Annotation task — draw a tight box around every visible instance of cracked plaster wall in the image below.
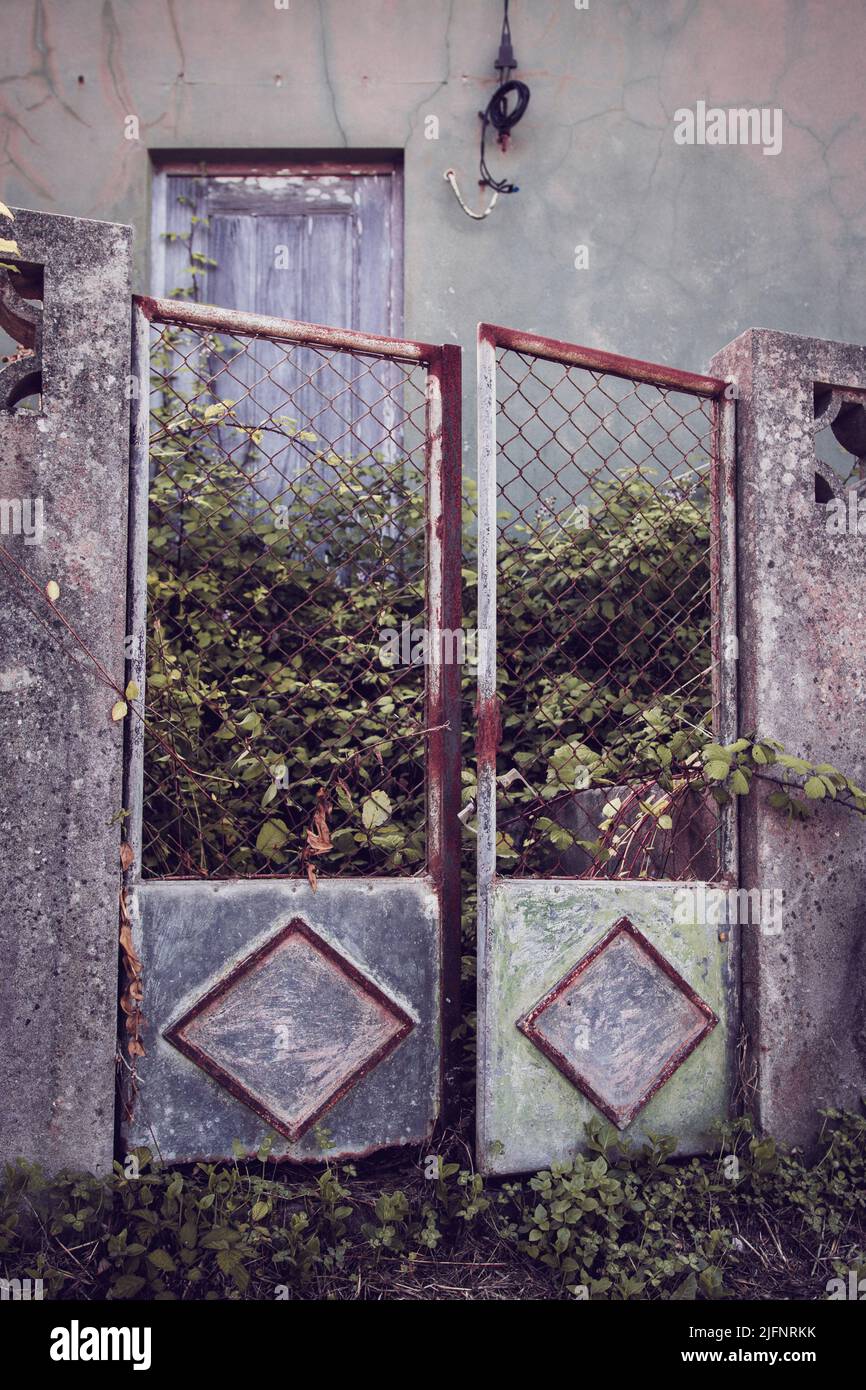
[1,0,864,390]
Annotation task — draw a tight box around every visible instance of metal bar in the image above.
[122,301,151,886]
[148,171,168,302]
[479,321,727,398]
[711,390,740,1117]
[425,345,463,1095]
[135,295,438,364]
[475,325,498,1143]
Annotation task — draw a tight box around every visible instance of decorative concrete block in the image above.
[710,328,866,1151]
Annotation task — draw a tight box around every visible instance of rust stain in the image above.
[476,693,502,771]
[478,322,727,397]
[118,875,146,1065]
[136,294,440,364]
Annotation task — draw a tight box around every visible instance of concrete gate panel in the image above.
[479,879,734,1175]
[125,878,439,1162]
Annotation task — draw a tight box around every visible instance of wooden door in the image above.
[151,164,402,332]
[151,164,404,491]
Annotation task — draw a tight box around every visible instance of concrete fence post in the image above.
[710,328,866,1150]
[0,209,132,1175]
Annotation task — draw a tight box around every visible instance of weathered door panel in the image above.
[151,166,402,336]
[126,878,439,1163]
[479,879,735,1176]
[475,323,737,1175]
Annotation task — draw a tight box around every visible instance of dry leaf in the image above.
[305,789,333,855]
[119,921,141,971]
[0,237,20,257]
[119,890,146,1059]
[111,699,128,722]
[0,202,13,220]
[45,579,60,602]
[300,790,333,892]
[125,679,140,701]
[120,841,134,871]
[305,825,331,854]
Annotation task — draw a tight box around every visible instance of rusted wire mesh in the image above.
[143,320,431,879]
[486,346,722,880]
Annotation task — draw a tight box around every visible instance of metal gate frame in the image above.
[475,321,738,1170]
[121,296,462,1161]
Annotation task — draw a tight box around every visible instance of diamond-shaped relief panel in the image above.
[517,917,717,1129]
[165,917,414,1142]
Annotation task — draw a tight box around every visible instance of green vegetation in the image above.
[145,382,866,885]
[145,330,719,879]
[2,1111,864,1301]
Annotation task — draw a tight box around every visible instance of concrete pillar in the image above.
[710,329,866,1150]
[0,209,132,1175]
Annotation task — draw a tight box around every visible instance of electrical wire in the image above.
[444,0,530,219]
[479,80,531,194]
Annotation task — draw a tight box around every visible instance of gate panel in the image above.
[476,323,737,1175]
[122,299,460,1163]
[130,879,438,1161]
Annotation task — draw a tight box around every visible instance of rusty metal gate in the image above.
[119,296,738,1173]
[121,297,461,1163]
[475,323,737,1175]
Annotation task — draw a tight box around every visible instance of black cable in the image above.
[479,0,530,194]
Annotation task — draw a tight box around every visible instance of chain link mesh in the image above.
[486,345,722,881]
[143,320,432,879]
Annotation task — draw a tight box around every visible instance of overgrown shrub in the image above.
[144,347,713,878]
